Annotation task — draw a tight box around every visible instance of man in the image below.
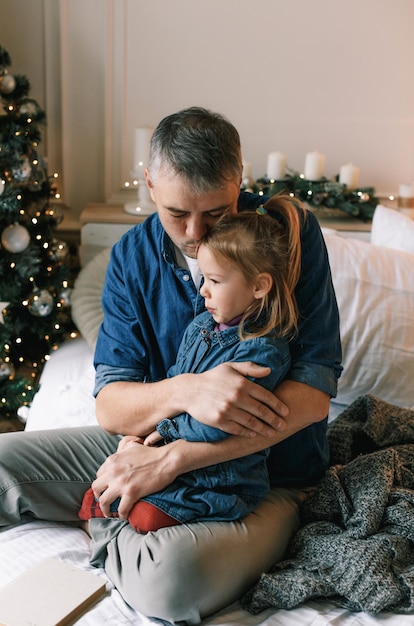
[0,107,341,625]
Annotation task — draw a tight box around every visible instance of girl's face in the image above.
[198,244,259,324]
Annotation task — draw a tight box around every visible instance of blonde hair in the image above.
[200,194,305,340]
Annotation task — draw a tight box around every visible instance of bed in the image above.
[1,205,414,626]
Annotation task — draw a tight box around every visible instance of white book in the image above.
[0,557,106,626]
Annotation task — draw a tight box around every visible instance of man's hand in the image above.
[96,361,289,439]
[92,380,330,519]
[183,361,289,437]
[92,442,179,519]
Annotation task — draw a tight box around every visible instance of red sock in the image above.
[78,487,105,520]
[79,488,179,533]
[128,500,180,533]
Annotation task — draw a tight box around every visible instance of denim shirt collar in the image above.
[192,311,241,348]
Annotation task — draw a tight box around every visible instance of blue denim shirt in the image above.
[141,310,290,522]
[94,192,342,486]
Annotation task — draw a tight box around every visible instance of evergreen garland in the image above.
[244,170,379,221]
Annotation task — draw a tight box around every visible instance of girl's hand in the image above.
[117,435,145,452]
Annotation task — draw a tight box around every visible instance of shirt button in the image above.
[183,274,190,281]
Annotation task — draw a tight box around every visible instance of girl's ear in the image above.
[253,272,273,299]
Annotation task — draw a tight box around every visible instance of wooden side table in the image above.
[316,215,371,241]
[79,203,152,265]
[79,202,373,265]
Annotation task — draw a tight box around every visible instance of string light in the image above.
[246,170,379,220]
[0,45,76,420]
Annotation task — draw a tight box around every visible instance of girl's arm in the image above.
[94,378,329,519]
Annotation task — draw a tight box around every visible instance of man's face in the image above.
[146,170,240,258]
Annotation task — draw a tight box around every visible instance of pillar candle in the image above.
[0,179,5,196]
[398,183,414,208]
[267,151,287,180]
[242,161,252,179]
[133,127,153,174]
[304,151,325,180]
[339,163,360,190]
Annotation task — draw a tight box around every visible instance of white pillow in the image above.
[371,204,414,254]
[70,248,111,348]
[25,338,97,430]
[26,248,112,430]
[324,233,414,413]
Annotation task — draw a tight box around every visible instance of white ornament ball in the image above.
[27,288,54,317]
[18,98,41,117]
[58,287,72,307]
[1,223,31,253]
[0,359,15,381]
[11,155,32,183]
[50,239,68,261]
[0,73,16,94]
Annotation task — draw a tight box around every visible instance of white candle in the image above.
[304,151,325,180]
[398,182,414,208]
[242,161,252,179]
[399,183,414,198]
[133,127,153,175]
[339,163,360,190]
[267,151,287,180]
[0,179,5,196]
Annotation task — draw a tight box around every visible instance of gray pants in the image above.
[0,426,306,625]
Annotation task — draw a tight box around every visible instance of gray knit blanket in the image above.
[241,395,414,615]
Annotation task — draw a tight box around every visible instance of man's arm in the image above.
[94,377,329,518]
[96,361,291,438]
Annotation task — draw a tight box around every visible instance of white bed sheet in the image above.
[2,339,414,626]
[1,521,411,626]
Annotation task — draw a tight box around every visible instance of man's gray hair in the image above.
[148,107,243,194]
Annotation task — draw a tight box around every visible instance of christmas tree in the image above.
[0,44,76,429]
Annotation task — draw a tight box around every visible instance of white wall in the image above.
[0,0,58,170]
[1,0,413,215]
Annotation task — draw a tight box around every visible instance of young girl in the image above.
[79,194,304,532]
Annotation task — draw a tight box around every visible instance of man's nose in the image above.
[186,218,207,240]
